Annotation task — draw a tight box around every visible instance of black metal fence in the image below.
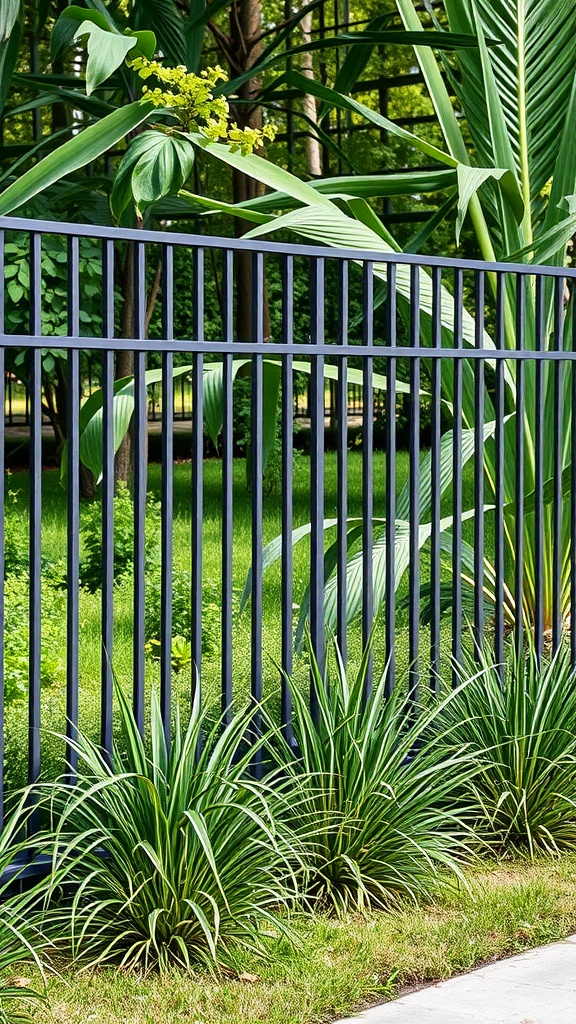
[1,214,576,824]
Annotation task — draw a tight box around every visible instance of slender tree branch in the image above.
[145,255,163,335]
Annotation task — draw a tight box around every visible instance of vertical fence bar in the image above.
[552,275,564,652]
[66,236,80,778]
[0,233,5,822]
[452,267,463,683]
[408,264,420,706]
[430,266,441,692]
[571,284,576,667]
[281,254,294,742]
[251,252,265,772]
[336,260,349,662]
[494,273,505,673]
[133,242,147,732]
[160,245,174,744]
[222,250,234,722]
[473,270,485,649]
[28,232,42,804]
[191,248,204,704]
[385,263,397,696]
[534,276,545,664]
[101,241,115,755]
[514,274,525,657]
[309,257,326,721]
[362,262,374,697]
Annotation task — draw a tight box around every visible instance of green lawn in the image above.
[3,449,490,789]
[29,854,576,1024]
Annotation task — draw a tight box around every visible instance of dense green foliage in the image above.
[269,640,474,912]
[0,799,48,1024]
[44,683,302,972]
[438,641,576,854]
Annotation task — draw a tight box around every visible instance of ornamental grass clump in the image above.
[269,642,476,914]
[44,685,302,973]
[437,642,576,854]
[0,800,49,1024]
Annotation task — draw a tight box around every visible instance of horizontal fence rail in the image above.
[1,215,576,840]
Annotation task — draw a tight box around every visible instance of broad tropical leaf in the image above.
[0,100,154,216]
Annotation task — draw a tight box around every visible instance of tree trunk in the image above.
[299,10,323,177]
[228,0,270,341]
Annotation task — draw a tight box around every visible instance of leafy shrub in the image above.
[0,800,49,1024]
[144,568,221,659]
[44,685,301,971]
[436,642,576,854]
[3,576,66,706]
[269,642,475,913]
[80,483,161,591]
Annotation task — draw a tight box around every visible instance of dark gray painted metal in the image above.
[4,217,576,855]
[309,257,326,721]
[160,244,174,744]
[430,266,441,692]
[5,333,576,361]
[514,275,525,656]
[552,276,563,652]
[361,262,374,698]
[572,298,576,667]
[191,248,204,705]
[251,252,264,774]
[66,236,80,778]
[101,240,115,756]
[4,216,576,280]
[534,276,544,665]
[281,254,294,743]
[473,271,485,648]
[385,263,397,697]
[28,232,42,801]
[408,263,420,706]
[222,250,234,723]
[494,274,505,674]
[336,261,349,662]
[0,232,5,823]
[133,243,147,734]
[451,267,463,683]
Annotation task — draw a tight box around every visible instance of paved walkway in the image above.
[337,935,576,1024]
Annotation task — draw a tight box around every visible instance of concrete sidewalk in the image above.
[337,935,576,1024]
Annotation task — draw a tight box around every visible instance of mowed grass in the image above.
[3,447,491,787]
[18,854,576,1024]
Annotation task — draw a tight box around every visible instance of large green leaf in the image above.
[267,70,458,167]
[78,366,191,483]
[190,133,335,209]
[131,0,187,67]
[0,0,21,41]
[0,100,154,215]
[129,131,195,214]
[51,5,112,60]
[202,358,402,477]
[456,164,523,243]
[0,0,22,116]
[202,358,279,475]
[177,189,272,225]
[443,0,576,208]
[75,20,140,95]
[238,169,458,215]
[219,28,496,98]
[244,203,490,350]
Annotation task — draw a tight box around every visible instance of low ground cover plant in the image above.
[437,641,576,853]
